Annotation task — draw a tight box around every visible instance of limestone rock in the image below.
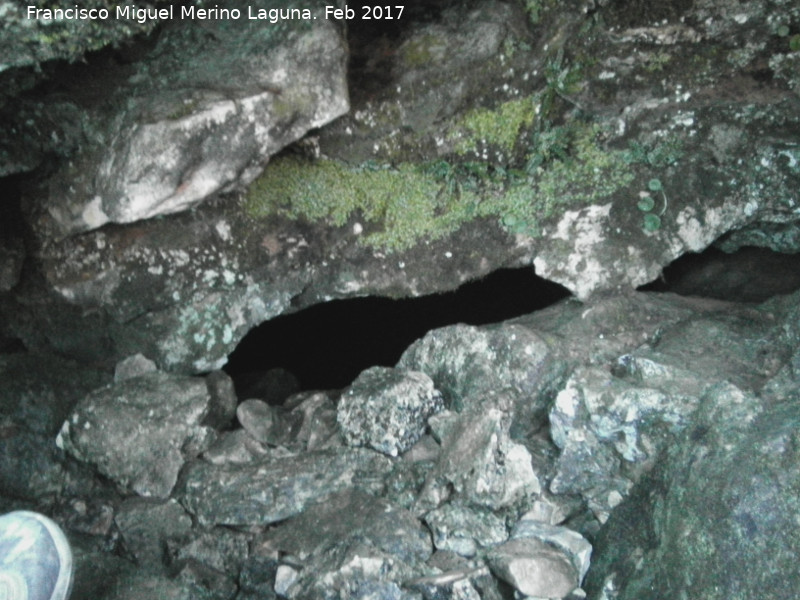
[419,408,540,511]
[281,542,424,600]
[397,323,560,444]
[201,429,272,466]
[265,489,432,564]
[0,0,154,74]
[407,567,493,600]
[113,354,157,382]
[173,559,237,600]
[237,556,280,600]
[487,537,579,599]
[424,503,507,557]
[274,565,299,598]
[236,399,282,445]
[5,0,800,381]
[586,383,798,600]
[174,528,250,580]
[510,520,592,583]
[56,371,213,498]
[285,391,341,452]
[99,570,224,600]
[177,448,393,526]
[397,323,554,412]
[114,498,193,570]
[546,292,793,520]
[337,367,444,457]
[26,11,349,238]
[202,370,238,430]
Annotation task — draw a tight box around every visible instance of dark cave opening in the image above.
[638,245,800,303]
[224,267,571,394]
[0,174,28,354]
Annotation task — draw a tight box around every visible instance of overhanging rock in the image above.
[26,8,349,238]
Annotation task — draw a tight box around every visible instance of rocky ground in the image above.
[3,286,800,599]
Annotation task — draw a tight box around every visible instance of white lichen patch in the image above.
[215,220,232,242]
[538,204,613,299]
[81,196,110,229]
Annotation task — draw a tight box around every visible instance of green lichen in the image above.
[245,122,635,251]
[452,96,537,156]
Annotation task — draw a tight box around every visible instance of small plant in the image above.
[623,137,683,168]
[791,34,800,52]
[525,125,571,173]
[637,178,668,232]
[524,0,546,25]
[540,48,586,116]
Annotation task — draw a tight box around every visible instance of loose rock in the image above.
[337,367,444,457]
[177,448,393,526]
[487,537,579,599]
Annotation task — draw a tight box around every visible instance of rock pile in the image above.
[26,289,798,599]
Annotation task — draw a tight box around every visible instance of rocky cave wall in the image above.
[1,0,800,599]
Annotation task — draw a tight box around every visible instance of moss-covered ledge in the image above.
[245,121,638,252]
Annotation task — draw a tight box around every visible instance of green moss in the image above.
[245,123,635,250]
[452,97,537,156]
[489,123,637,236]
[644,51,672,72]
[524,0,554,25]
[245,157,480,251]
[167,99,200,120]
[400,34,444,68]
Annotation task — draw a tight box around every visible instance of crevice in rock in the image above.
[639,245,800,303]
[224,267,570,394]
[345,0,459,105]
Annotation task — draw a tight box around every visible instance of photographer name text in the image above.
[26,4,405,24]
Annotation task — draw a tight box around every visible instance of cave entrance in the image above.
[639,245,800,302]
[224,267,570,395]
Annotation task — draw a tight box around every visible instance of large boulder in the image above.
[23,4,349,238]
[56,371,216,498]
[586,383,800,600]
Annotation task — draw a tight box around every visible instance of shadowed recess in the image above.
[639,245,800,303]
[224,267,570,392]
